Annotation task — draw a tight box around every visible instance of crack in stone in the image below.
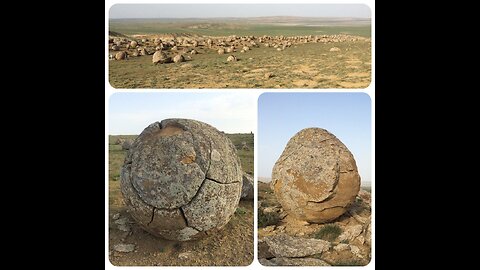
[179,207,190,227]
[180,206,202,232]
[305,204,345,213]
[205,140,212,177]
[205,177,240,185]
[125,127,238,234]
[147,207,156,226]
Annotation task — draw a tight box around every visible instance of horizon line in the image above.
[109,16,371,20]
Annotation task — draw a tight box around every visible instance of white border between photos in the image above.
[105,1,375,269]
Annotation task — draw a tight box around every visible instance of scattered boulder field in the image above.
[108,33,369,64]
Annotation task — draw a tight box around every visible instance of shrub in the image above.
[314,224,342,241]
[235,207,247,215]
[258,210,280,228]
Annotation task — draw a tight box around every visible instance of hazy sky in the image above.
[109,92,256,134]
[109,4,371,19]
[258,92,371,183]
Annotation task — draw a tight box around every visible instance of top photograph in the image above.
[108,4,371,89]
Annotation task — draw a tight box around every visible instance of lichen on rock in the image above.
[121,119,243,241]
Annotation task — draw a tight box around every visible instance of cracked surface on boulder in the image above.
[121,119,243,241]
[271,128,360,223]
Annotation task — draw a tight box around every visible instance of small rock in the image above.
[330,47,341,52]
[173,54,185,63]
[263,207,279,214]
[264,72,273,79]
[115,51,127,60]
[350,245,363,258]
[112,213,120,220]
[241,173,254,200]
[334,243,350,251]
[117,224,131,232]
[113,244,135,253]
[258,239,274,259]
[276,225,286,232]
[114,218,128,225]
[227,55,237,62]
[259,258,276,266]
[338,224,363,242]
[357,235,365,245]
[264,233,330,257]
[178,252,192,259]
[263,225,276,232]
[269,257,330,266]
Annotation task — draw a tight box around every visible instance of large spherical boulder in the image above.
[271,128,360,223]
[121,119,243,241]
[115,51,127,60]
[173,54,185,63]
[152,51,172,64]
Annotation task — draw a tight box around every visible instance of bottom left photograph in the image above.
[107,92,255,266]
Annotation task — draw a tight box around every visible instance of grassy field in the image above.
[108,133,254,266]
[110,19,371,37]
[109,41,371,89]
[109,17,371,89]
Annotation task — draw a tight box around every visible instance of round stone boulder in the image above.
[121,119,243,241]
[173,54,185,63]
[271,128,360,223]
[152,51,172,64]
[115,51,127,60]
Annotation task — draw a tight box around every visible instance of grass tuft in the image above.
[314,224,342,241]
[258,211,280,228]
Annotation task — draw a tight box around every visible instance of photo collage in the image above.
[106,2,374,269]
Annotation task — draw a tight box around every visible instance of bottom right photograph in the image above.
[257,92,372,267]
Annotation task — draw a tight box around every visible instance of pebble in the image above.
[113,244,135,253]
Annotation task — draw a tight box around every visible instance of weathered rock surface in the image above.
[114,244,135,253]
[264,233,330,257]
[227,55,237,62]
[152,51,172,64]
[173,54,185,63]
[264,257,330,266]
[122,139,133,150]
[115,51,127,60]
[240,173,254,200]
[271,128,360,223]
[121,119,243,241]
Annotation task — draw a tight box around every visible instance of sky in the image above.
[109,4,371,19]
[258,92,371,183]
[109,92,256,134]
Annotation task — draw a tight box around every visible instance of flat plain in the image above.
[108,17,371,89]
